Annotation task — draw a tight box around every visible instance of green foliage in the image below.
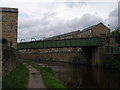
[25,60,67,88]
[2,61,29,88]
[111,28,120,44]
[111,28,120,36]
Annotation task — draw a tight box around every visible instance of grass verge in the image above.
[2,61,29,88]
[24,60,67,88]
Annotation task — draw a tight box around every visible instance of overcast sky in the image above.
[0,0,119,42]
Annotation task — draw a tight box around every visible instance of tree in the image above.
[111,28,120,44]
[111,28,120,36]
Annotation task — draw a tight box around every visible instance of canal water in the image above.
[39,62,120,88]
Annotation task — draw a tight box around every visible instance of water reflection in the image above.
[39,62,120,88]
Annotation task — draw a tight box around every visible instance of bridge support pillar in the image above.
[82,47,102,66]
[91,47,101,66]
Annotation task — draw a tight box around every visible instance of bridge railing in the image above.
[17,37,101,50]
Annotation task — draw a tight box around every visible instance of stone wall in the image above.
[18,47,107,65]
[79,23,110,38]
[2,46,18,77]
[19,52,87,64]
[100,53,120,70]
[91,46,120,67]
[19,46,120,67]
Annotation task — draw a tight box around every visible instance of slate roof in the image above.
[46,30,80,40]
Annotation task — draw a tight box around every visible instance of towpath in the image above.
[23,63,46,88]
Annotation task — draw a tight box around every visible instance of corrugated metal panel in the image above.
[82,39,86,46]
[47,41,50,48]
[27,43,30,48]
[17,37,101,49]
[46,41,50,48]
[62,40,66,47]
[43,41,47,48]
[91,38,94,46]
[96,38,101,46]
[80,39,83,46]
[52,40,56,48]
[71,39,76,47]
[65,39,70,47]
[56,40,61,47]
[40,41,44,48]
[94,38,99,45]
[34,42,38,49]
[34,42,37,48]
[87,38,90,46]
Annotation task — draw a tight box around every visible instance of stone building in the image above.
[0,7,18,49]
[79,23,110,38]
[43,23,110,55]
[46,23,110,40]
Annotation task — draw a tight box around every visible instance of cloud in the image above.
[18,12,57,41]
[18,13,103,42]
[64,2,86,8]
[1,0,117,42]
[68,13,103,30]
[106,7,118,30]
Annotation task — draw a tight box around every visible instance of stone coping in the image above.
[0,7,18,13]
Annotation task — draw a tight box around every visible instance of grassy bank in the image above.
[24,60,67,88]
[2,61,29,88]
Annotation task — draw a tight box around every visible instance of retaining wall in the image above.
[2,46,18,77]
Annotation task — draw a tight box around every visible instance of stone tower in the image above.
[0,7,18,49]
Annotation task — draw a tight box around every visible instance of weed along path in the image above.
[23,63,46,88]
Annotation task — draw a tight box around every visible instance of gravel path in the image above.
[23,63,46,89]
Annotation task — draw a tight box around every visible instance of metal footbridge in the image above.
[17,37,101,50]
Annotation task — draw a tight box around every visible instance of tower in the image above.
[0,7,18,49]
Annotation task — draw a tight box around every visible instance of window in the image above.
[10,42,13,46]
[8,24,14,31]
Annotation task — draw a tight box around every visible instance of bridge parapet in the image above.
[18,37,101,50]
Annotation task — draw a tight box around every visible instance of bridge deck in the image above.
[17,37,101,50]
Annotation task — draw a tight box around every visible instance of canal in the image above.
[39,62,120,88]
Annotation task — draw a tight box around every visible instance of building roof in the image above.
[0,7,18,13]
[46,30,80,40]
[41,23,110,41]
[81,23,110,32]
